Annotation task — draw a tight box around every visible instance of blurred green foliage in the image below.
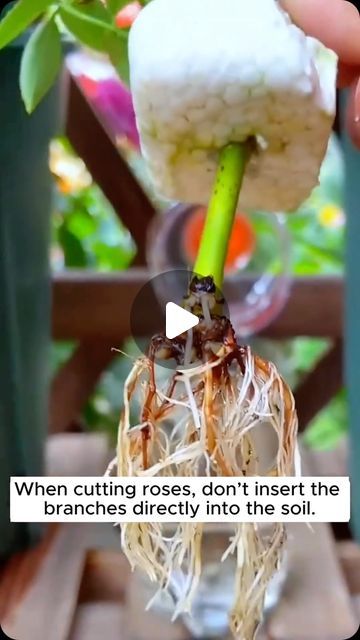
[51,135,347,449]
[51,138,135,270]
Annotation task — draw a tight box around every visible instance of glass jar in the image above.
[146,205,291,339]
[125,525,288,640]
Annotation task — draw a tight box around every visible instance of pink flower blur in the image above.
[79,74,140,150]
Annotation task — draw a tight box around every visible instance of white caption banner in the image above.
[10,477,350,523]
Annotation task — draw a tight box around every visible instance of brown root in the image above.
[113,281,298,639]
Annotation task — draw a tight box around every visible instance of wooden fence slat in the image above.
[1,437,356,639]
[0,435,120,640]
[0,526,59,624]
[269,455,358,640]
[304,438,348,478]
[338,541,360,595]
[295,340,343,432]
[52,271,343,341]
[65,75,156,264]
[269,522,358,640]
[69,603,125,640]
[45,434,110,477]
[78,550,129,604]
[49,340,118,434]
[303,438,351,541]
[1,524,117,640]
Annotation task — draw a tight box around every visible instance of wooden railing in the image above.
[50,270,344,433]
[50,72,344,440]
[65,76,155,263]
[52,271,343,341]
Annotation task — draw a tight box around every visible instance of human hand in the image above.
[281,0,360,148]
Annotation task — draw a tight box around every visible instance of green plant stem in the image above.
[194,142,249,290]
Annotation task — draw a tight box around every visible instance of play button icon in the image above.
[130,269,229,370]
[165,302,199,340]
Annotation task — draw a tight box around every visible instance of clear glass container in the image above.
[125,525,288,640]
[146,204,292,338]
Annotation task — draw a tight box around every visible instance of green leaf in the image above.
[59,3,118,50]
[71,0,113,23]
[108,35,129,83]
[0,0,53,49]
[104,0,129,16]
[67,209,98,239]
[59,3,129,81]
[92,241,133,270]
[20,17,62,113]
[58,225,88,267]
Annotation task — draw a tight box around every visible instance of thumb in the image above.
[280,0,360,65]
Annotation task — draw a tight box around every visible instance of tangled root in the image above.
[111,277,298,639]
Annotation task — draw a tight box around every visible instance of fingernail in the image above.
[346,80,360,149]
[354,76,360,123]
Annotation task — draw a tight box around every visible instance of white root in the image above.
[112,340,298,640]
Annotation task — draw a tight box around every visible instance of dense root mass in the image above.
[112,279,298,639]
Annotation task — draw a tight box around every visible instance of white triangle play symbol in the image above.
[166,302,199,340]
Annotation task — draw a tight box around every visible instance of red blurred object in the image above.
[67,51,140,149]
[115,1,142,29]
[77,75,98,99]
[183,206,256,272]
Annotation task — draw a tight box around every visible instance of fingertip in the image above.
[281,0,360,65]
[346,77,360,149]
